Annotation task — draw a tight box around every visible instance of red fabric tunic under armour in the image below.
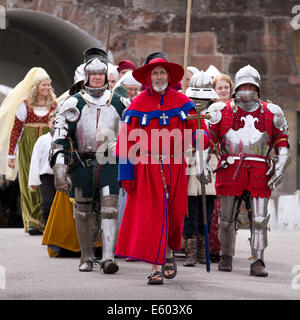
[209,99,289,198]
[115,88,210,265]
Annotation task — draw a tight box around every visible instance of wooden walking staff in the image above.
[187,105,211,273]
[106,20,115,106]
[182,0,211,272]
[182,0,192,94]
[106,20,112,52]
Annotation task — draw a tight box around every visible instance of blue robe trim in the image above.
[118,157,134,182]
[122,101,195,126]
[192,130,210,149]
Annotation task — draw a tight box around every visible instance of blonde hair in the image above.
[213,73,234,98]
[27,79,56,109]
[0,67,57,180]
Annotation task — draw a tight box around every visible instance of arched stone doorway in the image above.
[0,9,105,96]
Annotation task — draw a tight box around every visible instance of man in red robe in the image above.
[115,57,210,284]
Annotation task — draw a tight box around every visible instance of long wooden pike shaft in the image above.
[190,102,211,273]
[182,0,192,94]
[106,20,111,52]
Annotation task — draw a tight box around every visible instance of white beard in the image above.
[152,80,168,93]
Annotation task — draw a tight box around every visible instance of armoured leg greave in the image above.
[101,218,118,261]
[219,196,239,256]
[249,197,269,262]
[100,195,119,262]
[74,188,98,267]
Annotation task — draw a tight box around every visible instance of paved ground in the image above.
[0,228,300,302]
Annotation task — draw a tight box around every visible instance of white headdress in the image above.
[206,65,221,79]
[187,66,200,75]
[0,67,54,180]
[115,70,141,88]
[108,63,119,82]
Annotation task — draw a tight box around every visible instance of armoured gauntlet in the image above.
[53,164,72,193]
[267,147,291,190]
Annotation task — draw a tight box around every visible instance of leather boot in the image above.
[250,259,268,277]
[183,236,197,267]
[196,234,206,264]
[218,255,232,272]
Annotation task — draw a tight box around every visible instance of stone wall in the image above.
[1,0,300,197]
[2,0,298,102]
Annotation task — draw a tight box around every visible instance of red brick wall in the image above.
[1,0,299,193]
[1,0,298,106]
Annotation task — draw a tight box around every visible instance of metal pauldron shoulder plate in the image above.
[58,96,80,123]
[267,103,288,131]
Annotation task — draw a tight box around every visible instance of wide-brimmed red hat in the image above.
[132,57,184,86]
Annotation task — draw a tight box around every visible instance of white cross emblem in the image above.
[160,113,169,125]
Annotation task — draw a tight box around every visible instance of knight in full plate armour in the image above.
[50,48,128,273]
[205,65,291,276]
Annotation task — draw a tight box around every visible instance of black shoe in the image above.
[28,226,43,235]
[148,271,164,285]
